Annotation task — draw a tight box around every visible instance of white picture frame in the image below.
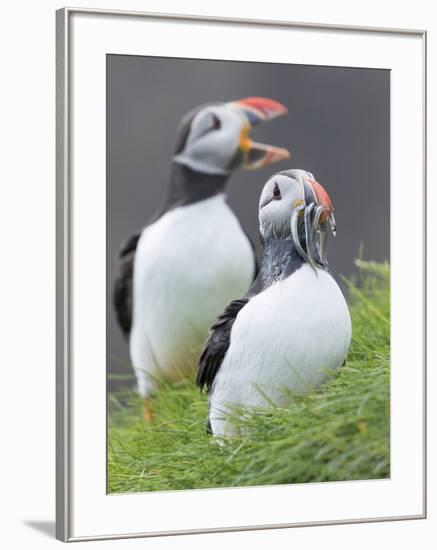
[56,7,426,542]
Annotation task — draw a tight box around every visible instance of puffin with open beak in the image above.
[197,169,351,438]
[113,97,290,421]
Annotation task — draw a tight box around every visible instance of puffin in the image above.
[197,169,352,438]
[113,97,290,421]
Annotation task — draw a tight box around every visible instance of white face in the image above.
[173,104,247,175]
[259,170,315,238]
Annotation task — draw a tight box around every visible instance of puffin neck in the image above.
[163,162,230,211]
[259,236,305,287]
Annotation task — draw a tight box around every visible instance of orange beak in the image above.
[229,97,291,170]
[306,178,334,224]
[231,97,288,124]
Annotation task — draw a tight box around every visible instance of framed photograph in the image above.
[56,7,426,542]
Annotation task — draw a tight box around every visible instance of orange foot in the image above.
[143,398,155,424]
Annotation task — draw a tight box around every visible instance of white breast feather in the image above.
[130,195,255,397]
[209,264,351,437]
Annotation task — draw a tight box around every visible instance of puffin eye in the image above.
[196,114,221,139]
[272,182,281,199]
[211,114,221,130]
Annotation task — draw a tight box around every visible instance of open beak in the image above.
[228,97,291,170]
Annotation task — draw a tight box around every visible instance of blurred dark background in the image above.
[107,54,390,387]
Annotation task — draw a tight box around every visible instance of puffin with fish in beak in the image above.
[113,97,290,421]
[197,169,351,438]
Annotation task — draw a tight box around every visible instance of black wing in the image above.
[113,232,141,337]
[196,267,264,394]
[196,298,249,392]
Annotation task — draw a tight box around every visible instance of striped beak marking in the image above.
[229,97,291,170]
[291,178,336,272]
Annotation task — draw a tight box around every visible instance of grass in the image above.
[108,259,390,493]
